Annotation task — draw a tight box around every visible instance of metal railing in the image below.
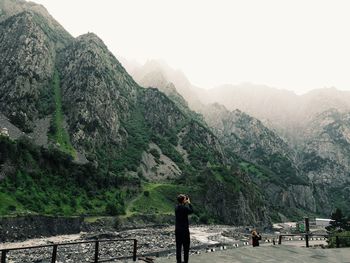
[0,238,137,263]
[278,234,327,247]
[278,234,350,248]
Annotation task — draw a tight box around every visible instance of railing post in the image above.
[336,236,340,248]
[278,235,282,245]
[133,239,137,261]
[51,245,58,263]
[94,241,99,263]
[1,250,7,263]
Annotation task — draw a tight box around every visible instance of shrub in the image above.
[105,203,119,216]
[8,205,16,212]
[199,214,209,224]
[328,231,350,248]
[149,149,160,159]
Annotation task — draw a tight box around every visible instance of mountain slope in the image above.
[300,110,350,215]
[0,11,58,131]
[0,2,270,226]
[130,60,350,220]
[58,33,138,153]
[131,59,203,110]
[199,84,350,144]
[199,103,318,219]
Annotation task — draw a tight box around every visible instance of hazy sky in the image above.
[30,0,350,93]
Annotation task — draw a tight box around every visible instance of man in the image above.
[175,194,193,263]
[251,230,262,247]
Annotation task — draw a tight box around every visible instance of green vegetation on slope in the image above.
[125,182,219,224]
[49,69,75,157]
[114,107,151,172]
[328,186,350,217]
[0,136,130,216]
[126,183,189,216]
[91,105,153,181]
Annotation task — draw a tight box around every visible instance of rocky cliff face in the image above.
[58,33,138,152]
[0,0,72,46]
[201,104,294,165]
[0,11,56,131]
[199,103,320,219]
[136,88,269,224]
[300,110,350,215]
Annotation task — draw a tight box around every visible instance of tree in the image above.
[326,208,350,248]
[326,208,350,232]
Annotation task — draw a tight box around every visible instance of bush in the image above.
[199,214,209,224]
[191,214,199,224]
[328,231,350,248]
[105,202,125,216]
[149,149,160,159]
[143,190,150,197]
[113,217,121,230]
[8,205,16,212]
[105,203,119,216]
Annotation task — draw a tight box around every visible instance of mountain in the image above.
[0,0,73,133]
[129,59,350,219]
[0,0,72,46]
[130,59,203,110]
[199,84,350,144]
[198,103,318,220]
[300,109,350,215]
[2,0,349,225]
[0,0,270,226]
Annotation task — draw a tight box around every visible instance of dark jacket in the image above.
[252,234,262,247]
[175,203,193,231]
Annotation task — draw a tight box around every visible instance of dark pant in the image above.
[175,229,190,263]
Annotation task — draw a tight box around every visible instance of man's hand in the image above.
[186,197,191,204]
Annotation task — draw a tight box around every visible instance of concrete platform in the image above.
[156,246,350,263]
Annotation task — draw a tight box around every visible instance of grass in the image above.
[0,192,25,215]
[51,69,76,157]
[125,183,191,217]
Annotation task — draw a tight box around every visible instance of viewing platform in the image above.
[157,246,350,263]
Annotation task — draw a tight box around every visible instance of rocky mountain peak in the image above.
[0,0,72,46]
[76,32,107,48]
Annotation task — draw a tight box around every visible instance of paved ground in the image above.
[156,246,350,263]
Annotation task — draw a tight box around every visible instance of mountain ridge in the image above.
[129,59,350,218]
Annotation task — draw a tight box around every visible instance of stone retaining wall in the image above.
[0,215,83,242]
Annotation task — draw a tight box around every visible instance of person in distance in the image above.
[175,194,193,263]
[251,230,262,247]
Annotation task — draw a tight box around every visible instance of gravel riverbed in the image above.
[0,225,283,262]
[0,226,235,262]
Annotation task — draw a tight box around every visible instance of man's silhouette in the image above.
[175,194,193,263]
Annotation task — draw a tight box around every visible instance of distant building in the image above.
[315,218,333,227]
[0,127,9,137]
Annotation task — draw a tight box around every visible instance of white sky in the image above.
[30,0,350,93]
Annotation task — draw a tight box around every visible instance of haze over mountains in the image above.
[128,59,350,143]
[0,0,349,227]
[127,59,350,217]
